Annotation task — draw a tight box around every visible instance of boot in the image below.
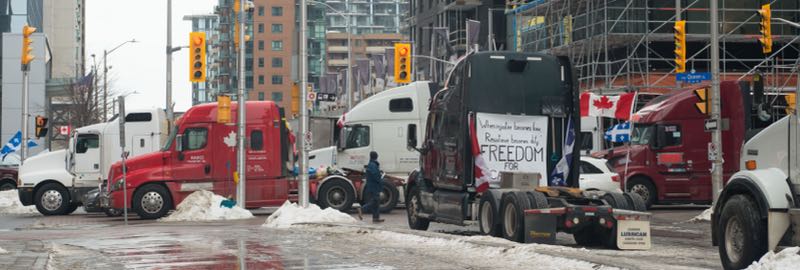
[356,208,363,220]
[372,218,384,223]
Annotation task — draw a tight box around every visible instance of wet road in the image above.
[0,205,720,270]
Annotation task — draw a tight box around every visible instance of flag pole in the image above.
[623,91,639,192]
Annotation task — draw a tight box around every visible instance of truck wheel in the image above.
[34,183,71,215]
[602,192,630,210]
[623,192,647,212]
[378,181,400,213]
[317,179,355,212]
[626,177,655,209]
[526,191,549,209]
[406,186,430,231]
[500,191,531,243]
[718,194,767,270]
[133,184,173,220]
[104,208,123,217]
[0,179,16,191]
[573,227,603,246]
[478,191,501,236]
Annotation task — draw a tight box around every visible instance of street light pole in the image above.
[236,0,248,207]
[300,0,310,208]
[102,39,136,121]
[710,0,723,203]
[166,0,174,126]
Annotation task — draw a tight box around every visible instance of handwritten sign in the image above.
[476,113,548,180]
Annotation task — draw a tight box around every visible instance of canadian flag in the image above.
[469,113,492,193]
[580,92,636,120]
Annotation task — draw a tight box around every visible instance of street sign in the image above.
[704,119,718,132]
[676,72,711,84]
[307,92,317,101]
[304,131,313,150]
[118,96,126,148]
[708,142,718,161]
[317,93,336,102]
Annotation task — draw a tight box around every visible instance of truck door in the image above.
[244,124,289,206]
[171,124,214,189]
[73,133,101,183]
[653,124,693,199]
[211,124,237,197]
[340,124,372,170]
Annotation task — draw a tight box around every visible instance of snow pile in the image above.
[0,246,7,254]
[746,247,800,270]
[263,201,357,228]
[0,190,38,215]
[689,208,713,222]
[159,190,253,222]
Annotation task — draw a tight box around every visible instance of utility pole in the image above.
[103,49,108,121]
[166,0,174,127]
[710,0,723,203]
[20,25,36,163]
[346,17,352,110]
[300,0,310,207]
[236,0,248,208]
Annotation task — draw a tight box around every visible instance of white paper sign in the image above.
[476,113,549,179]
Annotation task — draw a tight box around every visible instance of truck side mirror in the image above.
[337,128,346,151]
[407,124,418,151]
[652,125,666,150]
[176,134,184,152]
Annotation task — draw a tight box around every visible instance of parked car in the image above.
[579,156,621,193]
[0,165,18,191]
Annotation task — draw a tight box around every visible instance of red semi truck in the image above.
[603,81,746,208]
[103,101,296,219]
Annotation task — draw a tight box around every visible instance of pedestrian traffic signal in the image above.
[21,25,36,67]
[217,95,232,124]
[394,43,411,83]
[189,32,206,83]
[758,4,772,54]
[694,88,709,115]
[674,20,686,73]
[35,115,48,138]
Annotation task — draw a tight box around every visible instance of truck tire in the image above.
[406,186,430,231]
[317,179,355,212]
[0,179,16,191]
[718,194,767,270]
[626,177,656,209]
[500,191,531,243]
[602,192,630,210]
[378,181,400,213]
[133,184,174,220]
[623,192,647,212]
[526,191,549,209]
[34,183,71,215]
[478,191,501,236]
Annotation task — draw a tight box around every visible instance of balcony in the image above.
[328,59,350,66]
[366,46,391,54]
[328,46,349,53]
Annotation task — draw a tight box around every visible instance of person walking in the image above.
[358,151,384,223]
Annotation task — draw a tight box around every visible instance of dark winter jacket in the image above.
[364,159,382,194]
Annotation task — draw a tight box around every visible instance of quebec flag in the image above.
[605,122,631,143]
[550,118,575,186]
[1,131,38,159]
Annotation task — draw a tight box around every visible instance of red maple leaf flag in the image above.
[580,92,636,120]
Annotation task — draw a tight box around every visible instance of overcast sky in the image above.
[85,0,217,112]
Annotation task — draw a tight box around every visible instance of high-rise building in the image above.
[183,14,219,105]
[43,0,85,79]
[324,0,408,35]
[250,0,295,110]
[213,0,253,99]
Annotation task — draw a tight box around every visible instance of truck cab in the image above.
[105,101,294,219]
[605,81,745,208]
[17,108,167,215]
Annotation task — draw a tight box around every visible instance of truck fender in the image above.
[405,170,420,202]
[315,175,357,201]
[712,168,793,249]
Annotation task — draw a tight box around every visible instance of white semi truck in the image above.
[712,111,800,269]
[308,81,437,212]
[17,108,167,215]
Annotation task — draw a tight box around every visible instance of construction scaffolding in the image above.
[506,0,800,105]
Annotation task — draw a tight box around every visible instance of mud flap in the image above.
[524,211,558,244]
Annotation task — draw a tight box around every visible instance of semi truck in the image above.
[17,108,168,215]
[404,51,650,249]
[308,81,437,212]
[603,82,746,208]
[712,103,800,269]
[103,101,295,219]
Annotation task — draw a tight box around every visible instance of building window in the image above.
[258,75,265,85]
[271,24,283,33]
[271,75,283,85]
[271,40,283,51]
[258,6,264,16]
[258,92,265,101]
[271,6,283,16]
[272,57,283,68]
[272,92,284,102]
[258,40,265,50]
[258,23,264,33]
[258,57,264,67]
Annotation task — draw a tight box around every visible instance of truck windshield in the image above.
[161,126,178,151]
[343,125,370,149]
[630,124,654,145]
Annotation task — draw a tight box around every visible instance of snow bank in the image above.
[263,201,357,228]
[688,208,712,222]
[746,247,800,270]
[0,190,38,215]
[0,246,7,254]
[159,190,253,222]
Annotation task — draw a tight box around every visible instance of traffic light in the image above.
[694,88,709,115]
[35,115,48,138]
[394,43,412,83]
[758,4,772,54]
[291,83,300,116]
[21,25,36,67]
[217,95,232,124]
[786,94,796,115]
[189,32,206,83]
[673,20,686,73]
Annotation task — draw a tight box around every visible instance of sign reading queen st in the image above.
[475,112,549,179]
